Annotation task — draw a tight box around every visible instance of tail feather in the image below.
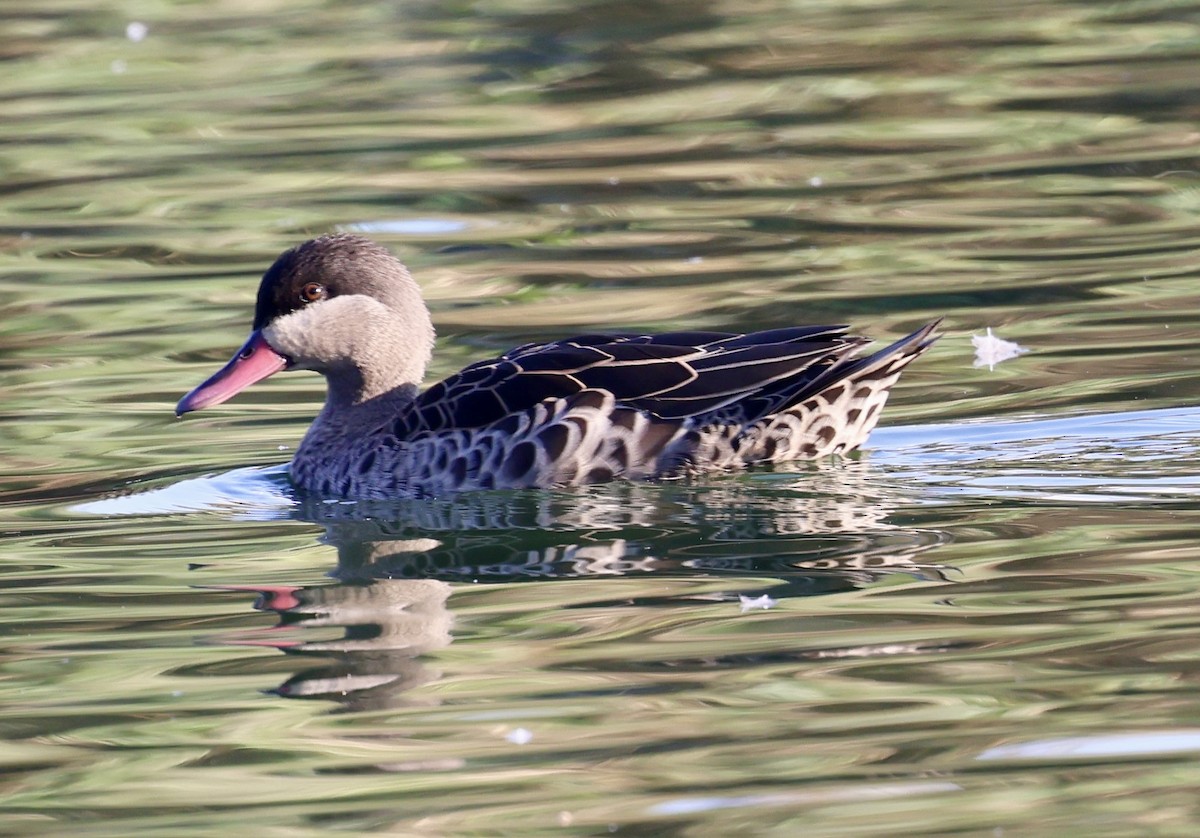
[780,318,941,458]
[794,318,941,407]
[681,319,941,469]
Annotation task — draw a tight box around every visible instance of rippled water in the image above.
[6,0,1200,833]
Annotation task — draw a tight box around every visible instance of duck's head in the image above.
[176,234,435,416]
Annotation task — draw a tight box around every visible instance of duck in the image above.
[177,234,939,499]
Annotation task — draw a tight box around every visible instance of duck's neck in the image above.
[324,360,422,415]
[308,355,426,445]
[294,376,421,481]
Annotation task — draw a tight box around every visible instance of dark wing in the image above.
[393,325,868,435]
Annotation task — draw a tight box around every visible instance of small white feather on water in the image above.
[972,327,1028,371]
[738,594,777,613]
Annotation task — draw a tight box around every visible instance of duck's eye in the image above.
[300,282,326,303]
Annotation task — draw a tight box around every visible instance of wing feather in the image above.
[395,324,904,434]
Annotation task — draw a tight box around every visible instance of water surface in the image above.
[5,0,1200,834]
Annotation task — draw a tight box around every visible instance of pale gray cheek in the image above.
[265,297,385,363]
[264,311,329,364]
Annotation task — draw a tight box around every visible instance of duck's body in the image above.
[177,235,939,499]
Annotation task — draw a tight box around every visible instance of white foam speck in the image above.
[505,727,533,745]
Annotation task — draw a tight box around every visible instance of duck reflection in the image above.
[220,463,951,710]
[226,577,452,708]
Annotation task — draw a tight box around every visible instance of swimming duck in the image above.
[177,234,939,498]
